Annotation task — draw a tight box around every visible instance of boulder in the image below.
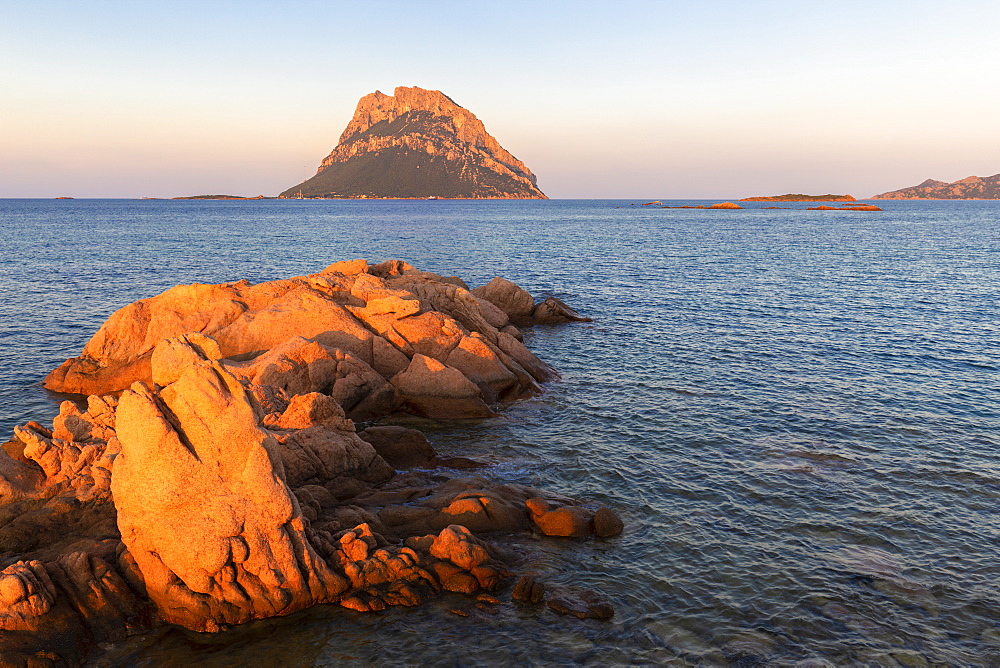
[474,296,509,329]
[495,332,557,383]
[593,507,625,537]
[391,354,494,419]
[472,277,536,322]
[526,498,624,539]
[0,448,43,503]
[439,491,529,533]
[512,574,545,603]
[320,259,369,276]
[356,476,566,537]
[527,499,593,538]
[224,336,400,420]
[12,396,120,503]
[445,334,520,403]
[112,361,349,631]
[0,551,153,663]
[150,332,223,386]
[532,297,594,325]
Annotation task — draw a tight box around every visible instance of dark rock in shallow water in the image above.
[512,574,545,604]
[532,297,593,324]
[593,507,625,537]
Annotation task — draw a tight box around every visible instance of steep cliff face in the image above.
[281,86,546,199]
[872,174,1000,199]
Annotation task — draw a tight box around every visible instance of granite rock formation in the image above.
[2,260,620,664]
[280,86,546,199]
[872,173,1000,199]
[43,259,586,412]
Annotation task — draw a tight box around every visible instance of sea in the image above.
[0,198,998,666]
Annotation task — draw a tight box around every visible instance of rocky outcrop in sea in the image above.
[0,260,616,664]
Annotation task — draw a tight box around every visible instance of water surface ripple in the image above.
[1,199,998,665]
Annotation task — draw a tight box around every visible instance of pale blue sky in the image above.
[2,0,998,197]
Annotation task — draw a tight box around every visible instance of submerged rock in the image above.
[546,588,615,620]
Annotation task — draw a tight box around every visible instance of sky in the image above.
[2,0,999,198]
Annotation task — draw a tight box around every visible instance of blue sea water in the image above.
[0,198,998,665]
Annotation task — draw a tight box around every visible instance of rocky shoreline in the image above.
[0,260,621,665]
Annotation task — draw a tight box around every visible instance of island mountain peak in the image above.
[282,86,545,199]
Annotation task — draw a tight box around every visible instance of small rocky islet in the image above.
[627,199,882,211]
[0,259,620,664]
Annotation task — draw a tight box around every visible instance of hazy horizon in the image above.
[3,0,998,199]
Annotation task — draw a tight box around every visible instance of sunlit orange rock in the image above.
[391,353,495,419]
[472,276,536,322]
[44,261,569,421]
[112,360,351,631]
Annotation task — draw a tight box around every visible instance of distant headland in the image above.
[872,173,1000,199]
[279,86,546,200]
[739,194,857,202]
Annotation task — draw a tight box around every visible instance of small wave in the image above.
[664,387,714,397]
[782,449,857,464]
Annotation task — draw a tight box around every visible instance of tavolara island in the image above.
[280,87,546,200]
[0,260,620,664]
[873,173,1000,199]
